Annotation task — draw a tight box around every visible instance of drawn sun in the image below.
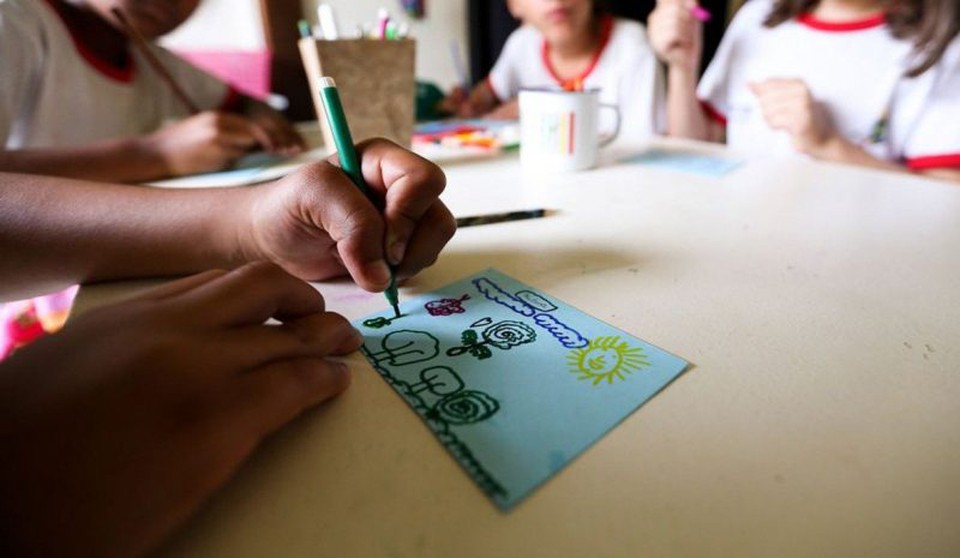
[566,336,650,385]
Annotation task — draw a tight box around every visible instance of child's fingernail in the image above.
[366,260,391,288]
[388,240,406,265]
[333,361,351,377]
[340,327,364,352]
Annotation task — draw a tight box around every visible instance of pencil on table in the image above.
[110,7,201,115]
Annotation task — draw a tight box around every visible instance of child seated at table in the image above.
[0,0,308,356]
[445,0,664,144]
[0,0,304,184]
[648,0,960,182]
[0,139,455,557]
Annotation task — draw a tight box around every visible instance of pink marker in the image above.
[691,5,712,22]
[376,8,390,40]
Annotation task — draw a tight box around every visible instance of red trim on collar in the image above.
[541,15,615,91]
[905,153,960,171]
[42,0,136,83]
[796,12,886,32]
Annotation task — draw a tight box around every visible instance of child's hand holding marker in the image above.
[648,0,709,71]
[247,138,456,293]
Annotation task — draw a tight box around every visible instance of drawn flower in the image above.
[482,320,536,350]
[429,390,500,425]
[424,294,470,316]
[566,336,650,385]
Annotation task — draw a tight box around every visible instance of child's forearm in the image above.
[665,67,719,141]
[0,173,247,299]
[812,138,960,184]
[0,139,170,184]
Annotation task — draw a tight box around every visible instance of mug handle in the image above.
[598,103,621,147]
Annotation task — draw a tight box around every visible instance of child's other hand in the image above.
[648,0,703,71]
[243,99,307,156]
[485,99,519,120]
[244,138,456,291]
[437,86,472,117]
[0,262,360,558]
[749,79,838,156]
[144,111,275,176]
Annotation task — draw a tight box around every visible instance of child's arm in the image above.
[648,0,724,141]
[0,139,455,301]
[0,262,360,558]
[750,79,959,183]
[437,80,502,118]
[0,111,277,183]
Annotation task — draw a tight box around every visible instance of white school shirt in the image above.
[487,16,665,145]
[698,0,960,170]
[0,0,235,149]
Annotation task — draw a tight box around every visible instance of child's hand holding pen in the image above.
[142,111,277,177]
[142,101,305,177]
[241,98,307,156]
[245,137,456,292]
[648,0,708,72]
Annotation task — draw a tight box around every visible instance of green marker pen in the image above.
[318,77,401,317]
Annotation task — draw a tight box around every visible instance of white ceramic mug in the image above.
[518,88,620,172]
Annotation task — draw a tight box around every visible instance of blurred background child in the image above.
[649,0,960,182]
[0,0,309,355]
[0,0,305,184]
[444,0,664,145]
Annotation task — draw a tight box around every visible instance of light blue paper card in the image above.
[355,269,690,510]
[623,148,743,177]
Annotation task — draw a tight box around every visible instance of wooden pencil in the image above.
[110,7,201,115]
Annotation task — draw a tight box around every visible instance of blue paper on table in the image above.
[624,148,743,177]
[355,269,690,510]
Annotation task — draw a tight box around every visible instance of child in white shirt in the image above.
[0,0,304,183]
[451,0,664,145]
[649,0,960,182]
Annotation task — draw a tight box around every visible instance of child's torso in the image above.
[1,0,224,149]
[703,2,938,162]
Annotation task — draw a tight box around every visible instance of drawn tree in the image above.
[366,330,439,366]
[408,366,465,396]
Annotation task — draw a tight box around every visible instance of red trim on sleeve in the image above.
[905,153,960,171]
[796,12,886,32]
[699,100,728,126]
[541,15,615,91]
[218,86,245,113]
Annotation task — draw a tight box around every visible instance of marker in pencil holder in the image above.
[299,38,416,148]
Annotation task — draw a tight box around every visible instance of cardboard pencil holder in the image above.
[299,38,416,148]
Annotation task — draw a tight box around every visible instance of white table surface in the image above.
[75,141,960,558]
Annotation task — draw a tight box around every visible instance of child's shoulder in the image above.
[0,0,43,23]
[604,17,657,59]
[729,0,777,27]
[0,0,54,53]
[0,0,52,22]
[608,17,648,40]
